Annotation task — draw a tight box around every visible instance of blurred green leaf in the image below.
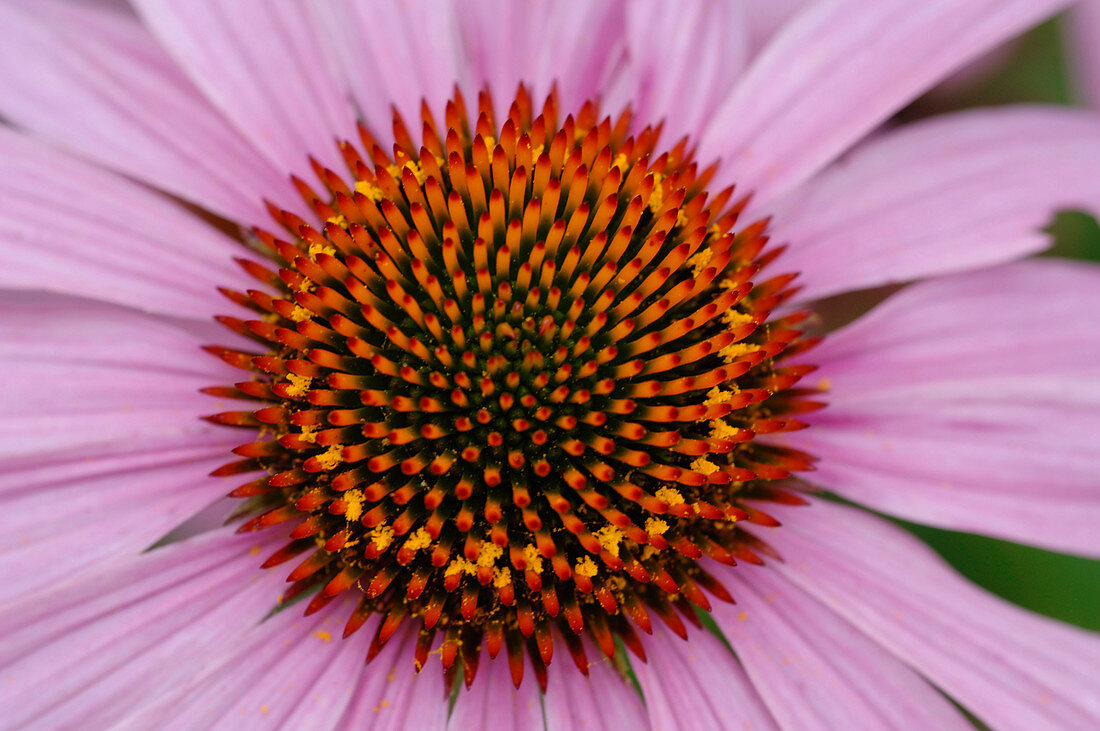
[900,521,1100,631]
[1046,209,1100,262]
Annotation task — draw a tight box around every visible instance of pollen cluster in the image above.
[207,87,819,690]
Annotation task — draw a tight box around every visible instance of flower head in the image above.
[208,86,819,686]
[2,1,1099,728]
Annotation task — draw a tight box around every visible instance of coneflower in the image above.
[2,1,1099,729]
[206,87,817,688]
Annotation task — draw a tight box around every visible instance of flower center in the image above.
[207,87,818,690]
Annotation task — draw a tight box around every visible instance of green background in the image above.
[889,16,1100,632]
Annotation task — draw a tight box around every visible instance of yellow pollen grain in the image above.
[370,525,395,552]
[288,305,312,322]
[738,611,748,622]
[299,424,318,444]
[476,542,504,568]
[493,567,512,589]
[354,180,384,202]
[656,487,685,506]
[314,444,344,470]
[261,706,269,714]
[641,545,659,560]
[343,489,364,523]
[249,545,261,556]
[292,277,315,293]
[688,247,714,276]
[817,377,832,392]
[285,373,312,398]
[594,526,624,557]
[522,545,544,573]
[314,630,332,642]
[531,144,545,159]
[445,558,476,577]
[722,309,755,327]
[710,420,742,441]
[575,556,598,578]
[612,153,629,172]
[706,386,737,405]
[483,135,496,151]
[388,161,426,185]
[307,241,336,259]
[326,214,348,228]
[405,527,431,552]
[644,517,668,537]
[719,342,756,363]
[647,174,665,212]
[691,456,719,476]
[708,223,725,237]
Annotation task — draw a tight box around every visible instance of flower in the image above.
[2,0,1099,729]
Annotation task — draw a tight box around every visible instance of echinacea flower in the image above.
[2,0,1100,728]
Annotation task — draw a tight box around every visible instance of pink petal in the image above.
[453,0,629,120]
[631,624,778,730]
[335,626,449,731]
[600,0,748,146]
[0,294,245,595]
[751,499,1100,729]
[697,0,1071,204]
[448,653,544,730]
[744,0,808,56]
[712,563,969,729]
[543,642,650,730]
[1069,1,1100,106]
[118,601,446,730]
[132,0,360,179]
[0,0,297,225]
[781,260,1100,556]
[0,293,237,460]
[768,107,1100,301]
[0,448,237,599]
[311,0,471,143]
[0,528,288,728]
[0,128,253,318]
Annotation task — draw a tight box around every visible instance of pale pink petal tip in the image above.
[752,499,1100,729]
[701,0,1073,203]
[782,260,1100,557]
[769,108,1100,302]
